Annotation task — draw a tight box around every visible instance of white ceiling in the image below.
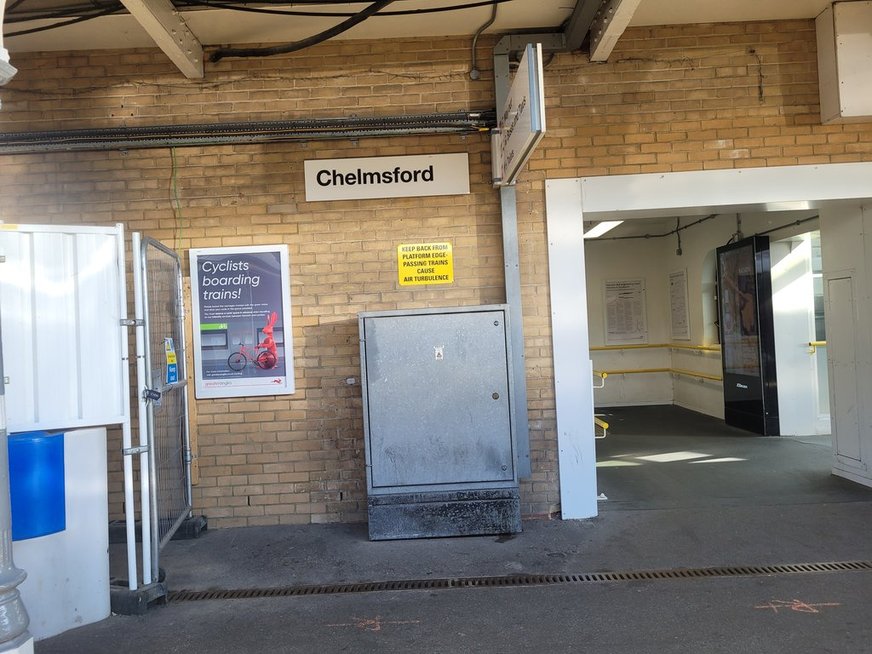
[3,0,834,54]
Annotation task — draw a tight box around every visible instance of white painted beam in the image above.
[589,0,642,62]
[0,0,18,86]
[579,162,872,220]
[120,0,204,79]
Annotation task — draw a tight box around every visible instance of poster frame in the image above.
[604,278,648,346]
[189,244,295,399]
[668,268,691,341]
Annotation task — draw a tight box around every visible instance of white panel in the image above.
[0,232,36,424]
[74,233,125,420]
[771,237,819,436]
[32,233,80,425]
[816,2,872,124]
[826,276,862,462]
[545,179,598,520]
[14,428,110,640]
[816,5,841,124]
[0,225,126,432]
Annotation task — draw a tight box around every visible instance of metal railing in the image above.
[594,417,609,439]
[594,367,723,383]
[590,343,721,353]
[591,344,723,439]
[591,342,722,384]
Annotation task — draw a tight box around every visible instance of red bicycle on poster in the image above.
[227,312,279,371]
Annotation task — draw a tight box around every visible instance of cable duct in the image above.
[0,110,496,154]
[209,0,395,62]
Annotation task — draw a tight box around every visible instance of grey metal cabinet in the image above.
[359,305,521,539]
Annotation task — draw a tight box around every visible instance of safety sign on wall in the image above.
[397,242,454,286]
[189,245,295,399]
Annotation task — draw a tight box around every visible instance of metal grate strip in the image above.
[167,560,872,603]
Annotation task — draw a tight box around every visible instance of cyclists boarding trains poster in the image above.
[189,245,295,399]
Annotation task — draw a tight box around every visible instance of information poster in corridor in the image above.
[604,278,648,345]
[189,245,295,399]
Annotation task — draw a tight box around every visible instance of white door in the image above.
[771,236,819,436]
[826,275,862,463]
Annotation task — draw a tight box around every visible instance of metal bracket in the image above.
[123,444,150,456]
[493,33,566,57]
[120,318,145,327]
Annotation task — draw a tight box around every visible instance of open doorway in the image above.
[545,163,872,519]
[583,212,845,510]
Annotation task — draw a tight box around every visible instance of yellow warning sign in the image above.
[397,242,454,286]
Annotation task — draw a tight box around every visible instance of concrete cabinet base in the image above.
[367,488,521,541]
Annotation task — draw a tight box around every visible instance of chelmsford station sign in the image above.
[304,153,469,202]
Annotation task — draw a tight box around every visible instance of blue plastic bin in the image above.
[8,431,65,541]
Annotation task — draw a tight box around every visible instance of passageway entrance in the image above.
[545,162,872,518]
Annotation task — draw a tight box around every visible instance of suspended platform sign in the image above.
[493,43,546,186]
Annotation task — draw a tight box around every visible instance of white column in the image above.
[545,179,598,519]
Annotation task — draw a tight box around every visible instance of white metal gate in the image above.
[133,234,192,582]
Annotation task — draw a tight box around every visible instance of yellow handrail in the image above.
[591,344,659,351]
[808,340,827,354]
[670,368,723,382]
[668,343,721,352]
[599,367,723,382]
[603,367,670,375]
[594,417,609,439]
[590,343,720,352]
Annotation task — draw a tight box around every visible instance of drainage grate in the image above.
[167,560,872,603]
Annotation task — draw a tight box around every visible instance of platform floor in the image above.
[37,405,872,653]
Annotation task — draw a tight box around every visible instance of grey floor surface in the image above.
[37,405,872,653]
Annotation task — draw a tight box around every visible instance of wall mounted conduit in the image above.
[0,110,496,154]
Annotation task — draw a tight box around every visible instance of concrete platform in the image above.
[35,405,872,653]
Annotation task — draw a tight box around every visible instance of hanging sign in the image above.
[493,43,546,186]
[397,242,454,286]
[189,245,295,399]
[304,153,469,202]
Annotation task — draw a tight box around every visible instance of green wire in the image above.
[170,147,184,252]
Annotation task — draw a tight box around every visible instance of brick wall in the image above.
[1,21,871,527]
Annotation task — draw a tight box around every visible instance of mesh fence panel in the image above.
[143,240,191,552]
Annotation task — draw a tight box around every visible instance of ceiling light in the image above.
[583,220,623,239]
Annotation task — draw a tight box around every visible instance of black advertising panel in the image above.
[717,235,779,435]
